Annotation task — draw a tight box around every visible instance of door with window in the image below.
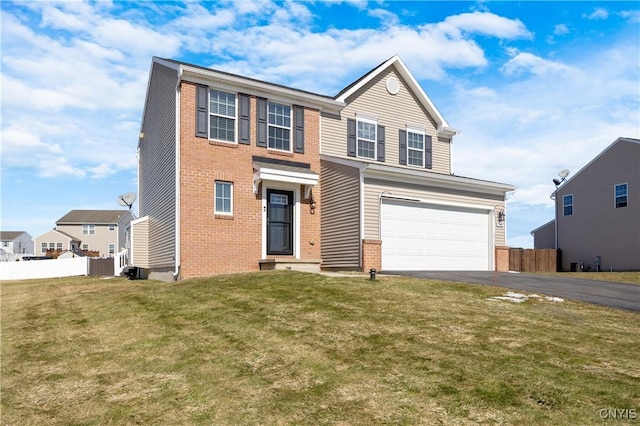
[267,189,293,255]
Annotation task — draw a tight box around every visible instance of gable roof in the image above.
[56,210,132,225]
[0,231,29,240]
[33,228,81,242]
[551,137,640,196]
[334,55,459,138]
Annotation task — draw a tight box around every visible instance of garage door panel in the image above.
[381,200,490,271]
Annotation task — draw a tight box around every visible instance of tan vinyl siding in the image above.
[321,66,451,174]
[362,177,506,245]
[320,160,361,268]
[556,139,640,271]
[131,217,150,268]
[138,62,178,268]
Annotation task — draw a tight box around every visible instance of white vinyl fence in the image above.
[0,257,88,281]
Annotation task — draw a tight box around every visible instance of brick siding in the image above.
[495,245,510,272]
[362,239,382,272]
[179,82,321,279]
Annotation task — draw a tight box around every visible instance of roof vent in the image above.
[386,77,399,95]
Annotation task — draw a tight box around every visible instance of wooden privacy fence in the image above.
[89,258,115,277]
[509,248,557,272]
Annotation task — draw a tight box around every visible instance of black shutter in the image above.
[256,97,267,147]
[347,118,356,157]
[377,125,385,162]
[425,135,432,169]
[399,129,407,165]
[239,93,250,144]
[294,105,304,153]
[196,85,208,138]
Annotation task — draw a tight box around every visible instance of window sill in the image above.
[209,140,238,148]
[215,214,234,220]
[267,149,294,157]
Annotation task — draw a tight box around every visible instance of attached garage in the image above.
[380,198,491,271]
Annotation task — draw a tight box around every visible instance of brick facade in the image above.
[495,245,510,272]
[178,82,322,279]
[362,239,382,273]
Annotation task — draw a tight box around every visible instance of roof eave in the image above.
[364,163,516,195]
[178,65,345,114]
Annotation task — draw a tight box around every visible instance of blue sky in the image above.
[1,1,639,248]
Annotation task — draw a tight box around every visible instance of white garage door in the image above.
[381,199,490,271]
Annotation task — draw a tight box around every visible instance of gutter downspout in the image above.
[173,67,183,280]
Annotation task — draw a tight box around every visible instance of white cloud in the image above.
[442,11,533,39]
[554,24,569,35]
[619,10,640,23]
[585,8,609,20]
[501,52,577,76]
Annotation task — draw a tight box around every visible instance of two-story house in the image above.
[133,56,515,280]
[33,210,133,257]
[532,137,639,271]
[0,231,34,260]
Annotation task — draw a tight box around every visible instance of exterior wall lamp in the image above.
[497,210,505,227]
[309,192,316,214]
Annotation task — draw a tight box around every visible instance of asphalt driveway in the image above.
[382,271,640,312]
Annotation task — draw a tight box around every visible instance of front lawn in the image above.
[2,272,638,424]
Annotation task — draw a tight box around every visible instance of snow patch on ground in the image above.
[487,291,564,304]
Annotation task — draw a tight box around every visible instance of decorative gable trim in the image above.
[335,55,459,139]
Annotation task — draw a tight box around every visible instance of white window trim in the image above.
[406,127,426,168]
[82,224,95,235]
[356,116,377,160]
[209,89,238,144]
[214,181,234,215]
[614,183,628,208]
[267,101,292,152]
[563,194,573,216]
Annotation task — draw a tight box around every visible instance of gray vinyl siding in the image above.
[321,66,451,174]
[362,178,506,245]
[320,160,361,268]
[138,61,178,269]
[532,221,556,249]
[556,139,640,271]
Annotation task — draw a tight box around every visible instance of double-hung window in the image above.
[563,194,573,216]
[41,242,47,253]
[407,129,425,167]
[357,118,376,159]
[209,89,236,142]
[215,181,233,215]
[268,102,291,151]
[82,224,95,235]
[109,244,115,255]
[615,183,628,208]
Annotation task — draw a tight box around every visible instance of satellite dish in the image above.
[117,192,136,209]
[558,169,570,178]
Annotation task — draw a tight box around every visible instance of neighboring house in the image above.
[532,137,640,271]
[320,56,515,271]
[134,56,515,280]
[33,210,133,257]
[0,231,33,260]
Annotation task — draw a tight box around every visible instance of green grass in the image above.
[2,271,639,425]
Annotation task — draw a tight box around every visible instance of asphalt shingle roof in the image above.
[56,210,131,225]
